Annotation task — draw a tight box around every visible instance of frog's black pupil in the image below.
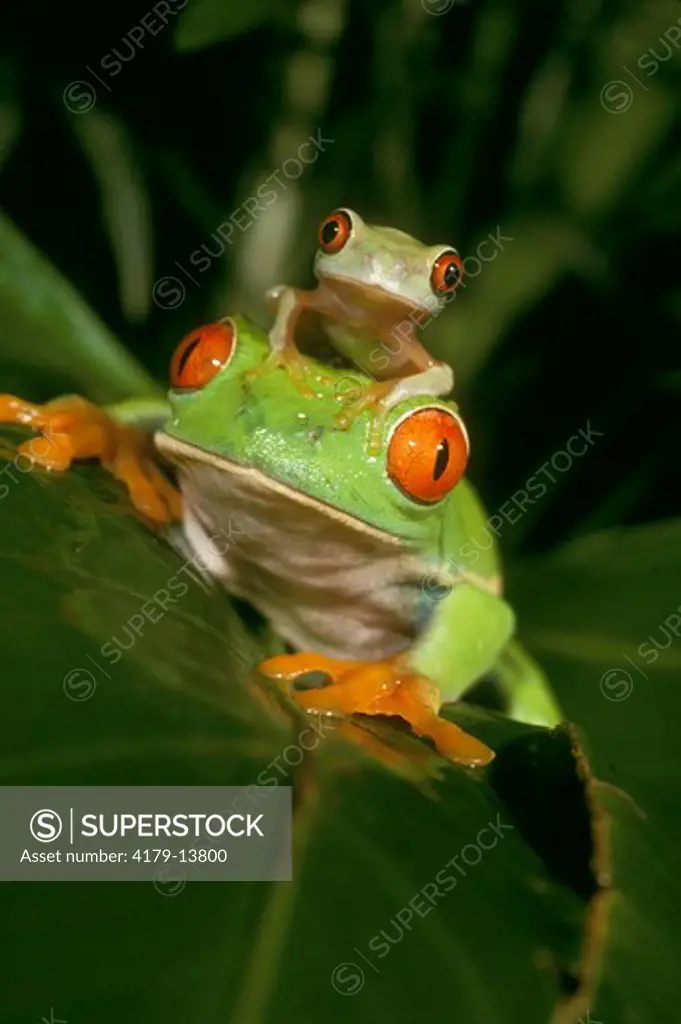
[177,336,201,378]
[443,261,460,287]
[433,437,450,480]
[321,219,339,245]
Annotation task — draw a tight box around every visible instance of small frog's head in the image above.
[159,315,469,548]
[313,208,464,317]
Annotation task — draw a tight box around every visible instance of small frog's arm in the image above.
[0,392,179,524]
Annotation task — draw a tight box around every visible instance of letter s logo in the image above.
[30,809,63,842]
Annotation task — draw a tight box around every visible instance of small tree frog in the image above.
[258,208,464,430]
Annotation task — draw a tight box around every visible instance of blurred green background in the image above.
[1,0,680,1022]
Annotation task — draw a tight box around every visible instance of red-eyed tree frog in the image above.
[255,209,464,435]
[0,315,559,766]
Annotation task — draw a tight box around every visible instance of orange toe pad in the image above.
[0,393,181,525]
[258,652,494,768]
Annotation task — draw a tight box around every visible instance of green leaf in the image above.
[0,213,160,403]
[0,428,589,1024]
[69,111,154,323]
[510,520,681,1022]
[174,0,279,52]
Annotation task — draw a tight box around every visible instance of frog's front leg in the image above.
[247,286,320,392]
[266,285,308,372]
[408,581,515,703]
[0,394,180,525]
[258,584,513,766]
[259,651,494,767]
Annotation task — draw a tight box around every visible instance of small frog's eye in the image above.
[387,407,469,503]
[170,320,235,390]
[318,209,353,254]
[430,250,463,296]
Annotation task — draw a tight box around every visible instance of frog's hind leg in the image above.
[378,362,454,410]
[258,651,495,767]
[0,393,181,525]
[493,640,563,728]
[334,363,454,454]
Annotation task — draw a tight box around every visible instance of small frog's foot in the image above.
[0,393,181,525]
[246,347,328,395]
[258,652,494,767]
[333,380,394,452]
[339,363,457,451]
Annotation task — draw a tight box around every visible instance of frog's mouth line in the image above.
[319,273,436,318]
[155,432,407,549]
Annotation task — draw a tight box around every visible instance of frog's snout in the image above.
[368,253,408,283]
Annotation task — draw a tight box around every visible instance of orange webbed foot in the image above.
[258,652,494,767]
[0,394,181,526]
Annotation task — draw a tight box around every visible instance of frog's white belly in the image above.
[159,438,425,660]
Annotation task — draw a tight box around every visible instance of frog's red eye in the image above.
[318,209,352,254]
[430,250,463,296]
[170,320,235,390]
[387,407,469,503]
